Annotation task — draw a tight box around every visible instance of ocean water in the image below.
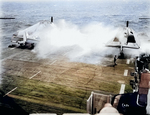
[1,0,150,63]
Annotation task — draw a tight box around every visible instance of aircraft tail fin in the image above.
[126,21,129,27]
[23,32,28,42]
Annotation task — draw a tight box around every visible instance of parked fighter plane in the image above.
[9,17,54,49]
[106,21,140,58]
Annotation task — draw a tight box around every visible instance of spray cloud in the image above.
[33,20,119,64]
[32,19,150,64]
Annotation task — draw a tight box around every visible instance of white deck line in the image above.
[50,60,57,65]
[124,69,128,76]
[119,84,125,94]
[126,59,130,64]
[3,87,18,97]
[29,71,41,79]
[63,52,69,56]
[10,48,15,50]
[61,68,70,74]
[0,51,23,62]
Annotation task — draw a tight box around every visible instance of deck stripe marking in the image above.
[126,59,130,64]
[119,84,125,94]
[29,71,41,79]
[50,60,57,65]
[124,69,128,76]
[0,51,23,62]
[3,87,18,97]
[10,48,15,50]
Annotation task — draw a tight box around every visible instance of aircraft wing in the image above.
[106,41,140,49]
[122,44,140,49]
[105,35,122,48]
[12,20,53,44]
[106,43,121,48]
[15,20,53,39]
[106,26,140,50]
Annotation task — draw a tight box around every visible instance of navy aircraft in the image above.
[9,17,54,49]
[106,21,140,58]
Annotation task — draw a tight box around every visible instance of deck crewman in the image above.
[113,55,117,67]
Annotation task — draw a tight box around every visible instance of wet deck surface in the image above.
[0,47,134,114]
[1,47,133,90]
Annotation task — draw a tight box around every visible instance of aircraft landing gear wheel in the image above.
[118,52,124,59]
[29,43,34,49]
[8,44,16,48]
